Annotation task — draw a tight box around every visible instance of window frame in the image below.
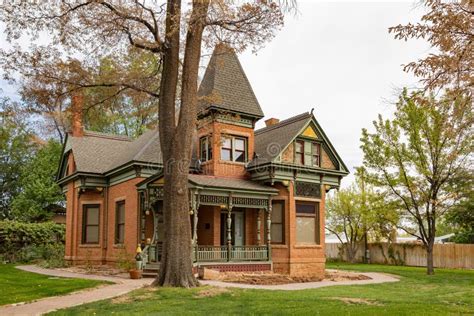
[295,201,320,245]
[270,200,285,244]
[312,143,321,167]
[220,135,248,163]
[200,136,213,162]
[295,140,305,165]
[82,204,100,245]
[115,200,125,244]
[295,139,322,167]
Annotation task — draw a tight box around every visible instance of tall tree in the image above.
[11,140,64,222]
[389,0,473,93]
[0,98,36,219]
[9,49,160,141]
[0,1,289,287]
[361,89,473,275]
[326,168,398,262]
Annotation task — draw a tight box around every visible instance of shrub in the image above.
[0,220,65,263]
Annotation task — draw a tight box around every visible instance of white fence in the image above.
[326,242,474,269]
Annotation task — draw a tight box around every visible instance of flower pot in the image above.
[129,269,142,279]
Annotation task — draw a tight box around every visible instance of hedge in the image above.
[0,220,65,263]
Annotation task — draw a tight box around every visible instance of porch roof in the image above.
[137,173,278,195]
[188,175,278,194]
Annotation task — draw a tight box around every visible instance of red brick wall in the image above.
[197,119,254,179]
[270,182,326,278]
[105,177,144,263]
[197,205,221,246]
[65,176,144,265]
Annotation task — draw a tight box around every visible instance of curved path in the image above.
[1,266,398,315]
[0,265,152,316]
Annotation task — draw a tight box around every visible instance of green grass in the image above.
[49,263,474,316]
[0,264,107,306]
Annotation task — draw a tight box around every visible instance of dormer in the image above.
[196,44,264,178]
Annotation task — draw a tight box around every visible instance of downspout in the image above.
[102,186,108,264]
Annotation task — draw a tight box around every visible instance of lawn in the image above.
[0,265,107,306]
[49,263,474,315]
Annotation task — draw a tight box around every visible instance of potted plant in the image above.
[117,248,142,279]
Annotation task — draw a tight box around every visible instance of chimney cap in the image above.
[265,118,280,127]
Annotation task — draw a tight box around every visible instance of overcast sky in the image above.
[0,1,430,186]
[238,1,430,185]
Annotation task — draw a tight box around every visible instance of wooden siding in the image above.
[326,242,474,269]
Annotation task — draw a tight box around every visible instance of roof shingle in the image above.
[198,44,264,118]
[248,112,312,167]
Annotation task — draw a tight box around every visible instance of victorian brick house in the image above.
[57,45,349,277]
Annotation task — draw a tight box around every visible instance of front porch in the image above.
[137,174,278,271]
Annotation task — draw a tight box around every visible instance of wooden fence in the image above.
[326,242,474,269]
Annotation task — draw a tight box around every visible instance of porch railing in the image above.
[193,245,269,262]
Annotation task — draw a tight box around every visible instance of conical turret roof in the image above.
[198,44,264,118]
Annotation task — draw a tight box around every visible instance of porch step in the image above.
[144,263,160,270]
[142,271,158,278]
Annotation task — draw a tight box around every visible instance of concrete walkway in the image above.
[200,271,399,291]
[0,265,152,316]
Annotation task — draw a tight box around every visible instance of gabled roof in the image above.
[65,129,162,175]
[249,112,312,167]
[248,112,349,174]
[198,44,264,118]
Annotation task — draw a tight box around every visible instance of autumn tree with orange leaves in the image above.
[0,0,293,287]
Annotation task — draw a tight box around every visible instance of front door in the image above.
[220,209,245,246]
[234,211,244,246]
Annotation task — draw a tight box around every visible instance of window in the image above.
[234,138,246,162]
[82,204,100,244]
[295,141,304,164]
[312,143,321,167]
[271,201,285,244]
[295,140,321,167]
[115,201,125,244]
[220,135,247,162]
[295,202,320,244]
[200,136,212,162]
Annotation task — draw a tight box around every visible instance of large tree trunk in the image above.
[426,243,435,275]
[154,0,209,288]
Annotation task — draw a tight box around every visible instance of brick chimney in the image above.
[265,118,280,127]
[71,93,84,137]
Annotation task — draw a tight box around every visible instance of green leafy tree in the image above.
[326,168,398,263]
[361,89,473,274]
[10,140,64,222]
[0,98,36,219]
[445,178,474,244]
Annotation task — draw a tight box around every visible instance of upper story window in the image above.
[295,140,321,167]
[221,135,247,163]
[200,136,212,162]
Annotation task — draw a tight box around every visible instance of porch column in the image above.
[226,194,233,261]
[257,209,262,246]
[191,191,199,263]
[191,192,199,245]
[266,199,272,260]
